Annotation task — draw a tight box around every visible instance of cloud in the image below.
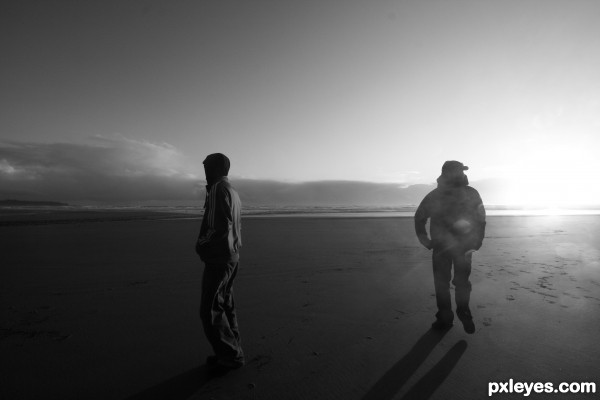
[0,136,203,203]
[0,135,436,206]
[229,180,434,207]
[5,136,595,207]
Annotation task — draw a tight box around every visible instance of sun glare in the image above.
[501,140,600,208]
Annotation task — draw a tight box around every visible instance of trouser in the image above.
[200,261,244,362]
[432,247,473,322]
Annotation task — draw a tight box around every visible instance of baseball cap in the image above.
[441,160,469,174]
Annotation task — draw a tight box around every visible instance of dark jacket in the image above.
[414,174,486,252]
[196,177,242,263]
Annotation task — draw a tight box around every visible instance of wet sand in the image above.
[1,215,599,399]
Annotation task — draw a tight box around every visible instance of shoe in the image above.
[461,318,475,334]
[457,310,475,334]
[431,319,453,331]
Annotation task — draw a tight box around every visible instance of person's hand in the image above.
[463,249,475,263]
[419,237,433,250]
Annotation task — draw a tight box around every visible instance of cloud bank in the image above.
[0,136,436,206]
[234,180,433,207]
[0,136,202,203]
[1,137,597,207]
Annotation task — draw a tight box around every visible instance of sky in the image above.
[1,0,600,205]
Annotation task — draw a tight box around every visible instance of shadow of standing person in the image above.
[124,365,218,400]
[400,340,468,400]
[362,328,451,400]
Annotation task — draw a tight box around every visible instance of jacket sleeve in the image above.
[469,189,486,250]
[414,194,432,249]
[196,184,233,258]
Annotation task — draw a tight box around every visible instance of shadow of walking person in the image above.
[400,340,468,400]
[361,328,451,400]
[124,364,226,400]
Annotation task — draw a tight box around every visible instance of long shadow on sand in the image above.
[399,340,467,400]
[124,365,223,400]
[362,329,467,400]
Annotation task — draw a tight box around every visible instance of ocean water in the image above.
[242,207,600,218]
[2,204,600,220]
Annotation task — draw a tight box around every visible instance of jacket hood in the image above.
[203,153,230,186]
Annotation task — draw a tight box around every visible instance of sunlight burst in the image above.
[500,139,599,208]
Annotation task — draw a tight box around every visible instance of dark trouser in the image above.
[432,247,473,322]
[200,261,244,362]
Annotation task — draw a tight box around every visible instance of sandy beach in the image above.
[1,213,599,399]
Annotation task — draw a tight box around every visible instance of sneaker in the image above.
[461,318,475,334]
[457,311,475,334]
[431,319,453,330]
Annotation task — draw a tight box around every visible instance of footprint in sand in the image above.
[250,354,273,371]
[483,317,492,327]
[506,295,515,301]
[584,295,600,302]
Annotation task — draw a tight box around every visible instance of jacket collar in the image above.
[206,176,228,189]
[436,174,468,189]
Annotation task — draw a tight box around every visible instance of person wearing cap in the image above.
[196,153,244,369]
[414,161,486,333]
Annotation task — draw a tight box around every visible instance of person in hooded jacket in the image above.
[414,161,486,333]
[196,153,244,369]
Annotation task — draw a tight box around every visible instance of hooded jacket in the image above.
[414,174,486,252]
[196,177,242,263]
